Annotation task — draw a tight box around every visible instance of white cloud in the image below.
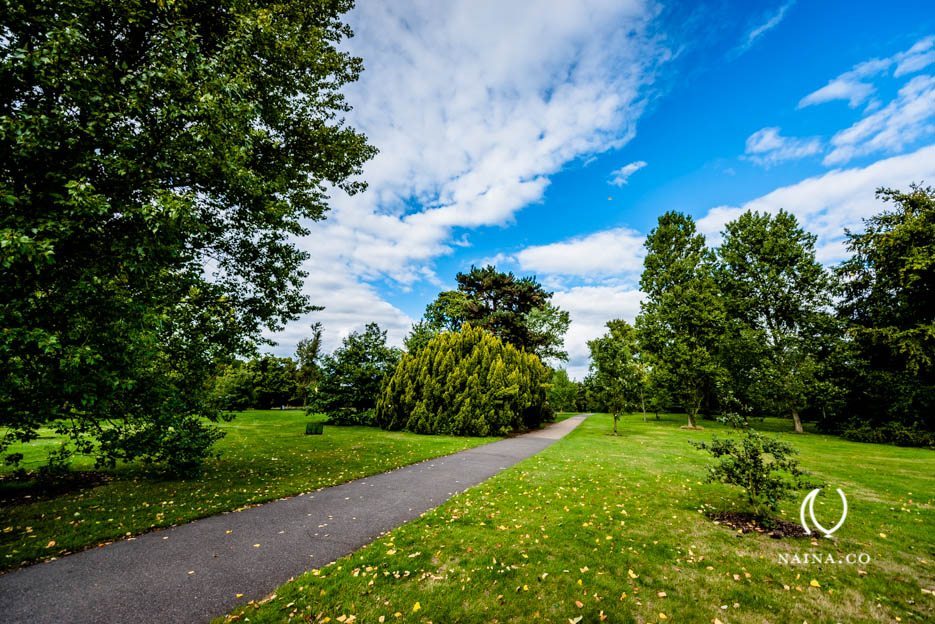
[609,160,648,186]
[736,1,796,54]
[516,228,645,278]
[824,75,935,165]
[799,36,934,108]
[552,286,644,379]
[698,144,935,261]
[744,127,822,166]
[267,0,668,355]
[893,35,935,77]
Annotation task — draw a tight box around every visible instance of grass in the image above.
[221,413,934,624]
[0,410,495,572]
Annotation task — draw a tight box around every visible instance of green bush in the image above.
[325,408,376,427]
[376,324,550,436]
[691,429,815,514]
[841,423,934,448]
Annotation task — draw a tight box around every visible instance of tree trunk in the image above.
[687,410,697,428]
[792,410,804,433]
[613,413,619,435]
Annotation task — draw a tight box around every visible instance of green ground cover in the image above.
[0,410,495,571]
[223,413,933,624]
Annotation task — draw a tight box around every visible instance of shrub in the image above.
[841,423,934,449]
[325,408,376,427]
[691,429,815,514]
[376,324,550,436]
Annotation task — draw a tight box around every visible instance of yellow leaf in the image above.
[879,533,887,539]
[45,540,56,549]
[809,579,821,587]
[657,591,667,598]
[628,569,638,579]
[253,544,260,548]
[378,617,385,624]
[412,602,421,613]
[235,594,244,599]
[575,600,584,608]
[659,613,668,620]
[569,618,583,624]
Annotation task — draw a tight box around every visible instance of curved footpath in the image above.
[0,415,588,624]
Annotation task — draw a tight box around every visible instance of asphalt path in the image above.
[0,415,587,623]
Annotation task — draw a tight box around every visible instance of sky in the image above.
[266,0,935,379]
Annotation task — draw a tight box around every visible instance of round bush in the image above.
[376,324,550,436]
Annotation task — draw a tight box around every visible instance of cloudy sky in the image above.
[267,0,935,379]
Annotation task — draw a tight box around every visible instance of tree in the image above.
[588,320,643,434]
[376,324,551,436]
[636,212,726,428]
[250,355,299,409]
[837,185,935,435]
[717,210,834,433]
[295,323,324,407]
[548,369,580,412]
[414,267,570,362]
[312,323,401,425]
[0,1,375,473]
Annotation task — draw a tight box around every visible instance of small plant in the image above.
[691,429,815,515]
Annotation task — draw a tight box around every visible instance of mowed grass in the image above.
[222,413,933,624]
[0,410,495,572]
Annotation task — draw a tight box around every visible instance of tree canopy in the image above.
[412,265,570,361]
[0,0,374,472]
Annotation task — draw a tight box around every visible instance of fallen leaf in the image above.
[628,569,638,579]
[235,594,244,599]
[657,591,667,598]
[45,540,56,549]
[575,600,584,608]
[568,618,583,624]
[809,579,821,588]
[412,602,421,613]
[659,613,668,620]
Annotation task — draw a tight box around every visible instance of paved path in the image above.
[0,415,587,624]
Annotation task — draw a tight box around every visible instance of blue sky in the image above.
[268,0,935,378]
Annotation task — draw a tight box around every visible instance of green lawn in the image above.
[222,413,934,624]
[0,410,495,572]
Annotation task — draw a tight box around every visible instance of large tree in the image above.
[415,266,570,361]
[0,1,375,473]
[717,209,834,433]
[636,212,725,428]
[837,186,935,432]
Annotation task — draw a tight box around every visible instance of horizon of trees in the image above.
[585,185,933,447]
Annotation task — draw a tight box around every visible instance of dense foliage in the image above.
[837,186,934,436]
[312,324,401,425]
[377,324,551,436]
[409,265,571,361]
[547,369,580,412]
[0,0,374,473]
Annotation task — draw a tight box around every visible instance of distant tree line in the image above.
[585,186,933,447]
[211,266,566,435]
